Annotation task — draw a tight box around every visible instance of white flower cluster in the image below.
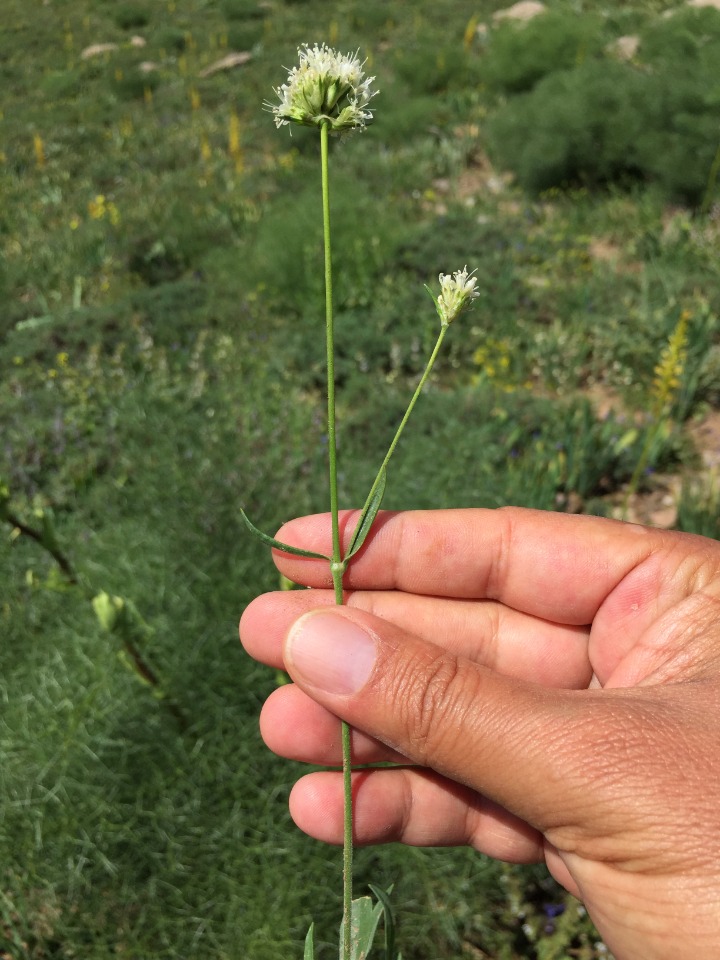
[434,266,479,325]
[269,43,377,132]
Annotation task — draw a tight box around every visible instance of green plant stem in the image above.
[359,324,449,521]
[321,121,342,586]
[622,417,661,521]
[3,507,80,586]
[320,119,353,960]
[2,504,186,729]
[701,139,720,216]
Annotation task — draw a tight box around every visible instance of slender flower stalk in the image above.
[256,46,478,960]
[269,45,378,960]
[319,118,353,960]
[359,328,448,522]
[320,121,342,595]
[359,269,479,521]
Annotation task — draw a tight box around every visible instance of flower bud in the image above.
[92,591,124,632]
[430,266,479,326]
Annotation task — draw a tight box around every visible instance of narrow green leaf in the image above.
[304,923,315,960]
[614,428,639,454]
[345,468,387,563]
[339,895,384,960]
[240,509,330,561]
[368,884,397,960]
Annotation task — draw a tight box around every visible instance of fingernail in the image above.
[285,611,377,695]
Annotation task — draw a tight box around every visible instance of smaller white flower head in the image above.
[434,266,479,325]
[269,43,377,133]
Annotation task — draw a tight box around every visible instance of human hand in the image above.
[240,507,720,960]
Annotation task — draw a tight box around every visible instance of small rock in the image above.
[687,0,720,9]
[139,61,158,74]
[486,174,507,194]
[689,411,720,469]
[130,35,146,48]
[493,1,546,22]
[81,42,119,59]
[589,237,621,262]
[199,51,252,77]
[607,35,640,60]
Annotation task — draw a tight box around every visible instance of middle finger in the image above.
[242,589,592,688]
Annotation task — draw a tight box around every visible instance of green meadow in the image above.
[1,0,719,956]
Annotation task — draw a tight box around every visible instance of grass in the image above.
[1,0,719,957]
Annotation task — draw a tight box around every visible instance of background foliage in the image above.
[485,6,720,202]
[1,0,719,957]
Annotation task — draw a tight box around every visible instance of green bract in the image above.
[269,43,377,132]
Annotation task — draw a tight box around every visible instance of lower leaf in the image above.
[240,509,330,560]
[339,895,384,960]
[304,923,315,960]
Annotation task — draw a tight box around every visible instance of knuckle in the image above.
[395,651,473,766]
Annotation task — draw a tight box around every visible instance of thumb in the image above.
[282,606,720,960]
[282,606,653,844]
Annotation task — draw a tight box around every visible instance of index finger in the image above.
[272,507,672,625]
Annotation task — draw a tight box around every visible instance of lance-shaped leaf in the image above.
[344,468,386,564]
[240,509,330,561]
[338,895,384,960]
[368,884,398,960]
[304,923,315,960]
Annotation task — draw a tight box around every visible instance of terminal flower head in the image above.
[269,43,377,133]
[430,266,479,326]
